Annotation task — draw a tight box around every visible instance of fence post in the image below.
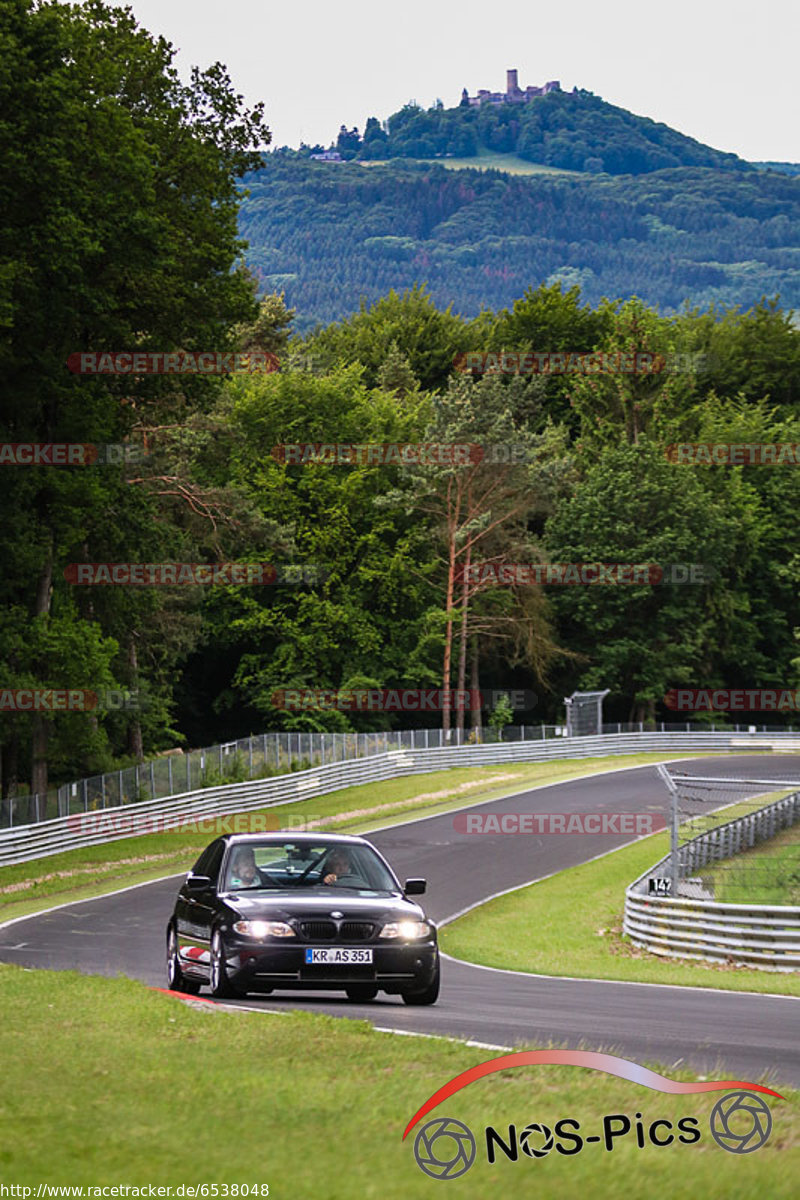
[149,761,155,799]
[657,764,680,896]
[249,736,254,777]
[168,757,173,795]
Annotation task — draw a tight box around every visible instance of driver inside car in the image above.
[321,848,364,886]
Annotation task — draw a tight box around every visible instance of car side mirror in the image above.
[404,878,426,895]
[185,874,212,891]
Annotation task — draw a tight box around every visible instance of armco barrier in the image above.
[623,790,800,971]
[1,730,798,867]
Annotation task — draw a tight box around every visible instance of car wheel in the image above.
[401,961,440,1006]
[210,929,243,999]
[166,925,201,996]
[345,984,378,1002]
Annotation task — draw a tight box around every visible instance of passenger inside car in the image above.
[227,846,262,889]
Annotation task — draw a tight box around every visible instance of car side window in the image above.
[191,840,224,879]
[204,841,226,885]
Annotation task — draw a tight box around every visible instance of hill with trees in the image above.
[239,159,800,331]
[2,0,799,802]
[291,89,751,176]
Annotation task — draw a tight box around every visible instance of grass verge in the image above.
[0,964,796,1196]
[700,824,800,905]
[0,753,721,925]
[440,823,800,995]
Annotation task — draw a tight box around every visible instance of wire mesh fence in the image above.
[656,766,800,904]
[3,719,799,831]
[566,690,610,737]
[1,723,564,828]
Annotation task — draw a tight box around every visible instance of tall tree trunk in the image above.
[441,521,457,740]
[470,636,482,742]
[0,735,19,826]
[455,545,471,738]
[1,724,19,800]
[30,543,54,801]
[127,635,144,761]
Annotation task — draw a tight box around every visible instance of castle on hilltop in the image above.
[461,69,561,107]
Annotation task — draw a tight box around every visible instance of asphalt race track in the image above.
[2,755,799,1085]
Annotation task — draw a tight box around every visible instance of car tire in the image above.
[166,925,201,996]
[401,961,440,1006]
[345,984,378,1002]
[210,929,244,999]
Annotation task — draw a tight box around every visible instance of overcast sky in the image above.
[127,0,799,162]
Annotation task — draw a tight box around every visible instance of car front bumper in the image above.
[222,935,439,994]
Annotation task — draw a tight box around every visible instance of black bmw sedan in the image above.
[166,832,440,1004]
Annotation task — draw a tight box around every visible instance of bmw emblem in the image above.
[331,911,343,918]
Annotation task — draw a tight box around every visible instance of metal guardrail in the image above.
[2,729,798,867]
[6,719,798,829]
[624,790,800,971]
[1,724,563,828]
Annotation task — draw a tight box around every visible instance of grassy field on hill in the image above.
[360,149,581,176]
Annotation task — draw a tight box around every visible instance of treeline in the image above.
[2,1,800,802]
[289,90,749,176]
[239,159,800,331]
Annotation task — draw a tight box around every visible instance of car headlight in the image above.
[380,920,431,940]
[232,920,295,939]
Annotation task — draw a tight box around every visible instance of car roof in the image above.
[223,832,370,846]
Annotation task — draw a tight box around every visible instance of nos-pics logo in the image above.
[404,1052,781,1179]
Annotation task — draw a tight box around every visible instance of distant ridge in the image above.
[282,82,751,177]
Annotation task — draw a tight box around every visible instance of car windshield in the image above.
[222,840,398,893]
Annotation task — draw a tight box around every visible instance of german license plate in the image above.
[304,947,373,964]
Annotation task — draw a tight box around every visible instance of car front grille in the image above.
[300,920,337,941]
[340,922,375,941]
[298,920,376,942]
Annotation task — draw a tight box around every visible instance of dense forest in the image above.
[239,159,800,330]
[2,0,800,802]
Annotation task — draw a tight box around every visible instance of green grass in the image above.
[359,148,581,176]
[0,964,796,1195]
[440,822,800,996]
[699,824,800,905]
[0,753,720,925]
